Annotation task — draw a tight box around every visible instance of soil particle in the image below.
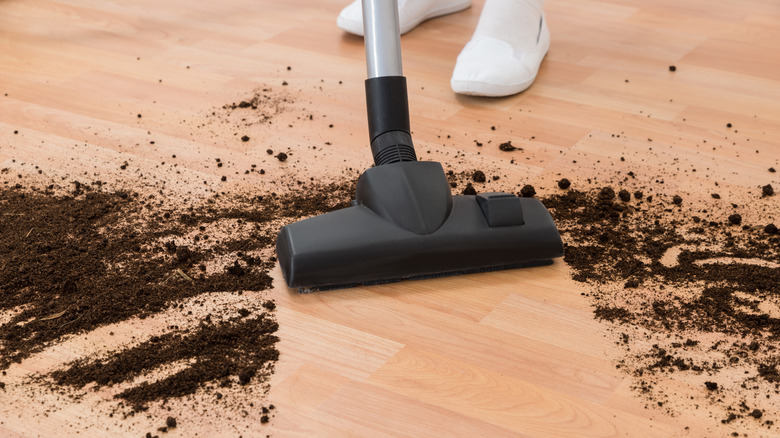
[624,279,640,289]
[520,185,536,198]
[275,152,288,162]
[669,65,677,72]
[472,170,486,183]
[758,363,780,382]
[765,223,778,234]
[166,417,177,428]
[499,141,521,152]
[618,189,631,202]
[558,178,571,190]
[728,213,742,225]
[226,261,245,276]
[598,187,616,200]
[705,381,719,391]
[175,246,193,264]
[762,184,774,197]
[241,135,250,142]
[712,193,721,199]
[462,183,477,196]
[672,195,683,205]
[238,368,256,385]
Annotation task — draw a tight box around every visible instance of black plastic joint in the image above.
[365,76,417,166]
[371,131,417,165]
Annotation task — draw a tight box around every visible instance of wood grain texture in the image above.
[1,0,779,436]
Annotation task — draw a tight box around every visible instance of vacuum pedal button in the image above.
[475,192,525,227]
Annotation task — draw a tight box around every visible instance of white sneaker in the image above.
[337,0,472,36]
[451,0,549,97]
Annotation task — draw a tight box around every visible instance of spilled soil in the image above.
[4,154,779,438]
[442,168,780,435]
[0,179,355,429]
[2,166,779,436]
[544,183,780,434]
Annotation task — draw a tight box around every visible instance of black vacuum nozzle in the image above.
[276,161,564,291]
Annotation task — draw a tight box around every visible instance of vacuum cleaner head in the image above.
[276,161,563,291]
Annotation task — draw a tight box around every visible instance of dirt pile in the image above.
[441,167,779,434]
[0,178,355,423]
[544,184,780,434]
[3,161,778,436]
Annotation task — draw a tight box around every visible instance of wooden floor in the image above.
[1,0,779,436]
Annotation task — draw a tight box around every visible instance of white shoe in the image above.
[337,0,472,36]
[451,0,549,97]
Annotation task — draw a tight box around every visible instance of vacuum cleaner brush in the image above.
[275,0,563,291]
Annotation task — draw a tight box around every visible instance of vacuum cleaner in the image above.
[276,0,563,291]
